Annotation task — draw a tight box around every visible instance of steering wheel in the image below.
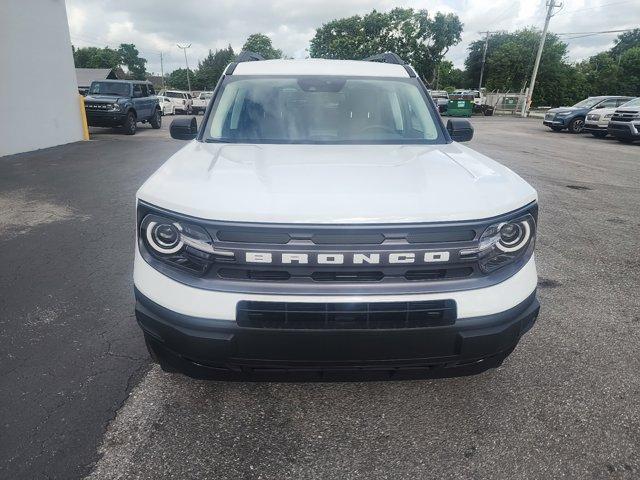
[356,124,396,135]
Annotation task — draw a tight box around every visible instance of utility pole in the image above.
[159,52,166,91]
[521,0,562,117]
[478,31,492,92]
[176,43,192,93]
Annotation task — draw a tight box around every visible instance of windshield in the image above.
[620,97,640,108]
[203,76,442,144]
[572,97,602,108]
[89,82,130,96]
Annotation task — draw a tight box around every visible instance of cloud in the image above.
[66,0,639,74]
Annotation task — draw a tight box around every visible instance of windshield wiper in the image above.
[204,138,233,143]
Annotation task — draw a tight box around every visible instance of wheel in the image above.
[568,117,585,134]
[150,109,161,129]
[122,111,137,135]
[590,131,607,138]
[550,126,563,132]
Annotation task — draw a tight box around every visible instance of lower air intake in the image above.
[236,300,457,329]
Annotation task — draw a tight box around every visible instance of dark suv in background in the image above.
[543,96,633,133]
[84,80,161,135]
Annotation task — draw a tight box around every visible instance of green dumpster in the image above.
[447,95,474,117]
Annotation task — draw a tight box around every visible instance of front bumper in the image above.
[583,123,608,133]
[136,288,539,379]
[86,110,126,127]
[608,122,640,139]
[543,117,567,127]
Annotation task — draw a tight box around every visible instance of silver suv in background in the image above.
[608,97,640,143]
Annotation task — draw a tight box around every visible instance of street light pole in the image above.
[176,44,192,93]
[521,0,561,117]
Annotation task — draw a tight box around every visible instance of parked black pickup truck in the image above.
[84,80,161,135]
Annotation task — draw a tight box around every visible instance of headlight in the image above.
[462,214,536,273]
[604,113,613,119]
[108,103,121,111]
[588,114,600,121]
[140,213,234,274]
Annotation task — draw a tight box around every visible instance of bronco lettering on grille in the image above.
[245,251,450,265]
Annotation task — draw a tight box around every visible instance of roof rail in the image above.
[226,51,265,75]
[364,52,417,78]
[236,51,265,63]
[364,52,406,65]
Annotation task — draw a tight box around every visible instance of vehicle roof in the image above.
[232,59,411,78]
[91,79,151,84]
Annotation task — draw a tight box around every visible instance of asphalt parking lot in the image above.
[1,116,639,480]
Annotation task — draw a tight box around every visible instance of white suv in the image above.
[135,53,540,379]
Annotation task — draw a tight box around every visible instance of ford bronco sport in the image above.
[134,52,540,379]
[85,79,161,135]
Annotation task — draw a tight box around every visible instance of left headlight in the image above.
[466,214,536,273]
[604,113,613,119]
[108,103,121,111]
[140,213,234,275]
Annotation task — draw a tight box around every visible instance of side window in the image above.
[599,99,617,108]
[140,84,149,97]
[148,85,155,96]
[133,84,142,98]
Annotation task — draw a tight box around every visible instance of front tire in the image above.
[150,109,161,129]
[122,112,137,135]
[568,117,585,134]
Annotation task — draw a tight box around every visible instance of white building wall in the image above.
[0,0,84,157]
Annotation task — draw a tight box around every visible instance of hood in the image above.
[547,106,581,114]
[84,94,124,103]
[587,107,617,116]
[137,142,537,224]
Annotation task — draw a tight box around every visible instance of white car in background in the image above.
[584,97,639,138]
[191,91,213,115]
[158,90,193,114]
[157,95,176,115]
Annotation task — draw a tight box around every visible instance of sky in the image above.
[66,0,640,75]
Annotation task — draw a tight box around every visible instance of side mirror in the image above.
[446,119,473,142]
[170,117,198,140]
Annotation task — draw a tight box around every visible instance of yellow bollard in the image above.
[79,94,90,140]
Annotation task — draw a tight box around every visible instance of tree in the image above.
[435,60,467,90]
[610,29,640,57]
[73,46,121,70]
[167,68,195,90]
[309,8,463,83]
[73,43,147,80]
[464,29,572,106]
[195,45,235,90]
[242,34,282,59]
[118,43,147,80]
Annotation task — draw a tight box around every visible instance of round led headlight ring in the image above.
[145,221,184,254]
[496,221,531,253]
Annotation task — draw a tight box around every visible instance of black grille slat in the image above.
[237,300,456,329]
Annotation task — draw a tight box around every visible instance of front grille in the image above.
[611,112,637,122]
[236,300,457,329]
[85,103,113,110]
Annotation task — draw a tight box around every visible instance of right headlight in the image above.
[140,213,234,275]
[464,214,536,273]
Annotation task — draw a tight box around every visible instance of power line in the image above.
[553,0,637,16]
